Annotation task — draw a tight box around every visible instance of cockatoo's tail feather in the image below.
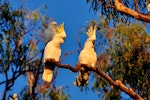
[42,68,53,82]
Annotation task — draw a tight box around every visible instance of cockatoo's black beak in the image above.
[92,40,95,45]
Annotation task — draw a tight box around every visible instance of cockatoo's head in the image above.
[54,22,66,39]
[86,25,97,42]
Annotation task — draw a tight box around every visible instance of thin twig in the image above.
[60,49,78,62]
[134,0,139,12]
[105,4,116,9]
[76,33,83,49]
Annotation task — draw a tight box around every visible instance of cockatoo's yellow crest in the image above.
[55,22,65,34]
[86,25,97,38]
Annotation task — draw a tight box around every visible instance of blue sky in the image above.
[0,0,133,99]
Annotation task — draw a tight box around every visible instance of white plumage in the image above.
[74,25,97,86]
[9,94,18,100]
[42,22,66,82]
[147,2,150,12]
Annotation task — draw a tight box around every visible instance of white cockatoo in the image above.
[42,22,66,83]
[9,94,18,100]
[74,25,97,86]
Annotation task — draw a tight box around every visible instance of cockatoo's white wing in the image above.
[43,36,62,83]
[79,48,97,67]
[44,41,61,63]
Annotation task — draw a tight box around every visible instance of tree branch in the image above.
[134,0,139,12]
[110,0,150,22]
[46,59,144,100]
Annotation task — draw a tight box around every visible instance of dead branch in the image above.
[46,59,144,100]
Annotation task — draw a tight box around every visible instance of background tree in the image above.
[0,0,150,100]
[92,19,150,100]
[85,0,150,99]
[87,0,150,23]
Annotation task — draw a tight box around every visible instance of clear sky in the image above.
[0,0,132,99]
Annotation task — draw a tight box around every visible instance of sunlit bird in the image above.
[74,25,97,86]
[42,22,66,83]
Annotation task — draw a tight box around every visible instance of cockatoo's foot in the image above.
[45,60,55,70]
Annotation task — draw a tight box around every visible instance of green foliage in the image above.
[41,86,70,100]
[18,83,70,100]
[0,2,27,72]
[93,18,150,99]
[49,86,70,100]
[86,0,148,24]
[113,23,150,99]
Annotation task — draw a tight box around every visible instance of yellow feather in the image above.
[86,25,97,38]
[55,22,65,34]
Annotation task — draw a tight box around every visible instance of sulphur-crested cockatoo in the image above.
[74,25,97,86]
[42,22,66,83]
[9,94,18,100]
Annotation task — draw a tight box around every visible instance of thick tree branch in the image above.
[112,0,150,22]
[46,59,144,100]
